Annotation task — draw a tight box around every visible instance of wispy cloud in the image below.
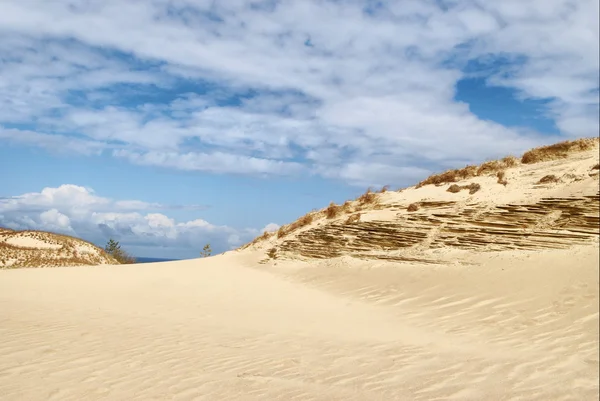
[0,0,597,186]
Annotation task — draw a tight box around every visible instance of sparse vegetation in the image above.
[476,156,517,175]
[0,230,118,268]
[105,238,136,264]
[417,139,598,189]
[238,137,599,251]
[407,203,419,212]
[521,138,598,164]
[416,166,478,188]
[502,156,519,167]
[497,171,508,186]
[200,243,212,257]
[325,202,343,219]
[537,175,560,184]
[267,248,277,259]
[237,231,272,250]
[477,160,504,176]
[468,183,481,194]
[447,184,462,193]
[357,188,377,205]
[418,155,521,189]
[446,183,481,195]
[277,212,315,238]
[276,226,286,239]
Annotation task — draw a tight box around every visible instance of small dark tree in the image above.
[200,243,212,257]
[104,238,136,264]
[105,238,121,254]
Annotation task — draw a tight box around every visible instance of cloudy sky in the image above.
[1,0,598,259]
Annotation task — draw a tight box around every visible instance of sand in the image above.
[1,145,598,400]
[0,231,115,268]
[0,245,598,400]
[3,235,62,249]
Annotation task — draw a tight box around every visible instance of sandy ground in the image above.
[0,245,598,401]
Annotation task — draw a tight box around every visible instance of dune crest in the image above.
[246,139,600,264]
[0,230,116,268]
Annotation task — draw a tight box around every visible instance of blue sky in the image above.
[0,0,598,259]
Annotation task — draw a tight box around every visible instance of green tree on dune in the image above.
[104,238,136,264]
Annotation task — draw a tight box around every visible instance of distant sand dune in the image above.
[0,230,116,268]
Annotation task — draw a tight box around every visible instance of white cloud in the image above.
[0,0,597,186]
[113,149,306,176]
[261,223,280,233]
[0,185,263,257]
[39,209,72,232]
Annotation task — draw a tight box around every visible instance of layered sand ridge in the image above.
[0,138,598,400]
[246,138,600,265]
[0,230,117,268]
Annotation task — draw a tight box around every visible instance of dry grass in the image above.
[407,203,420,212]
[277,212,314,238]
[276,227,287,239]
[537,174,560,184]
[446,183,481,195]
[521,138,598,164]
[325,202,343,219]
[417,138,598,189]
[416,165,478,188]
[297,213,314,227]
[502,156,519,167]
[267,248,277,259]
[477,155,519,176]
[477,160,503,176]
[345,214,361,224]
[357,188,377,205]
[111,250,136,264]
[0,230,117,268]
[260,231,272,241]
[447,184,462,193]
[468,183,481,194]
[242,199,354,247]
[237,137,598,250]
[240,230,272,250]
[497,171,508,186]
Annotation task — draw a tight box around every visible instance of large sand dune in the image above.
[0,247,597,400]
[0,141,598,400]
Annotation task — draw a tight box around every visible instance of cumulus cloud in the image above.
[0,0,597,186]
[261,223,280,233]
[0,185,271,257]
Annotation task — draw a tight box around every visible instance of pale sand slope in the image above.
[0,230,116,268]
[0,245,598,400]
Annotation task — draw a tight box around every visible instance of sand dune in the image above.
[0,246,597,400]
[0,141,598,400]
[247,142,600,263]
[0,230,116,268]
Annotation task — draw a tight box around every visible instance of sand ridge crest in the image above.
[247,144,599,264]
[0,230,117,268]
